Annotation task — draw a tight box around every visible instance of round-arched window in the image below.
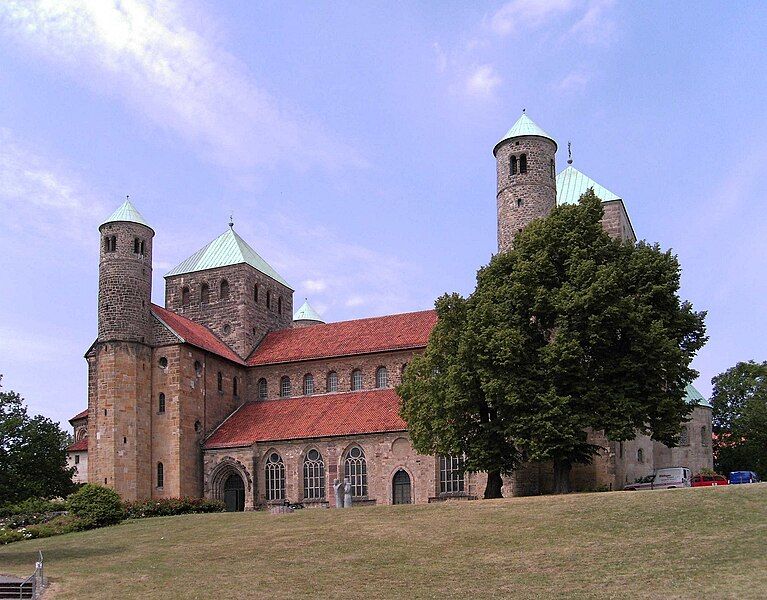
[158,356,168,369]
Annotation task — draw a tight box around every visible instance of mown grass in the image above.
[1,484,765,599]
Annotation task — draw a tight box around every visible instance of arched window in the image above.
[401,363,408,376]
[701,426,708,447]
[104,235,117,252]
[265,452,285,501]
[133,237,141,254]
[233,377,239,397]
[439,455,465,494]
[217,371,223,392]
[278,297,283,315]
[258,378,268,400]
[510,155,518,175]
[200,283,210,305]
[194,361,202,377]
[157,462,164,488]
[158,393,166,414]
[158,356,168,369]
[516,198,523,208]
[280,376,291,398]
[181,287,190,307]
[679,426,690,446]
[351,369,363,391]
[266,291,272,310]
[303,373,314,396]
[344,446,367,497]
[326,371,338,393]
[520,153,528,173]
[140,240,145,255]
[375,366,388,388]
[550,158,555,179]
[254,284,259,303]
[303,449,325,500]
[220,279,230,300]
[637,448,644,463]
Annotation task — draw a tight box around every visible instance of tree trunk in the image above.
[484,470,504,499]
[553,459,572,494]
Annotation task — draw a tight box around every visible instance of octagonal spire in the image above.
[493,112,557,155]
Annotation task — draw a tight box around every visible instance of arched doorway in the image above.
[223,473,245,512]
[392,469,412,505]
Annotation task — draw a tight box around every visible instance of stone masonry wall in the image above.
[601,200,636,242]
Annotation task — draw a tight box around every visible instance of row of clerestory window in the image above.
[179,280,283,315]
[258,366,401,400]
[103,235,146,254]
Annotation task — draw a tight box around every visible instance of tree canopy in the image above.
[0,375,75,504]
[398,191,707,496]
[712,361,767,478]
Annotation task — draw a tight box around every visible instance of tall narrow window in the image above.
[254,284,259,303]
[265,452,285,501]
[157,462,164,488]
[266,291,272,310]
[133,237,141,254]
[217,371,223,392]
[701,426,708,446]
[679,427,690,446]
[220,279,230,300]
[351,369,363,391]
[278,297,282,315]
[233,377,239,397]
[344,446,367,497]
[510,155,518,175]
[637,448,644,463]
[375,366,388,388]
[201,283,210,305]
[520,153,527,173]
[280,376,291,398]
[303,449,325,500]
[104,236,117,253]
[258,378,268,400]
[550,158,555,179]
[158,393,166,414]
[516,198,523,208]
[181,287,190,307]
[303,374,314,396]
[140,240,145,255]
[439,455,465,494]
[326,371,339,393]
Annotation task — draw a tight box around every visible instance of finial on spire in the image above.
[522,107,526,114]
[126,194,130,201]
[229,213,234,229]
[567,141,573,165]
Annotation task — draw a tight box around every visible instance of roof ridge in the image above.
[289,308,435,330]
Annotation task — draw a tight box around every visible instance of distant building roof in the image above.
[685,383,711,408]
[204,388,407,449]
[247,309,437,366]
[101,199,153,231]
[151,304,245,364]
[494,113,557,155]
[165,227,291,289]
[293,299,324,323]
[556,165,621,205]
[69,409,88,423]
[67,438,88,452]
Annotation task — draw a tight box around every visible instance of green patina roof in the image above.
[685,383,711,409]
[165,227,292,289]
[494,113,557,155]
[556,165,621,206]
[293,299,324,323]
[101,199,152,230]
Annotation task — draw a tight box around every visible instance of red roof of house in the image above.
[67,438,88,452]
[247,309,437,366]
[69,409,88,422]
[204,388,407,449]
[151,304,245,365]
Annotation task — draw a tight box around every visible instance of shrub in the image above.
[67,484,124,528]
[124,497,225,519]
[25,514,83,539]
[0,497,67,518]
[0,529,25,545]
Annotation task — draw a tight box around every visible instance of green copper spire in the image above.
[165,227,292,289]
[101,197,153,231]
[684,383,711,409]
[293,299,324,323]
[556,165,621,205]
[493,111,557,155]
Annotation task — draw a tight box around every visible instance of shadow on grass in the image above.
[0,544,125,565]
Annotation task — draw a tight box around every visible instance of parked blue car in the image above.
[728,471,761,484]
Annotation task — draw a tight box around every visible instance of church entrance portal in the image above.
[392,469,411,505]
[223,473,245,512]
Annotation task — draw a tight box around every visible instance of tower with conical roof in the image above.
[494,112,558,252]
[293,299,325,328]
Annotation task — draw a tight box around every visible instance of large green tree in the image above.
[0,375,75,504]
[399,191,707,496]
[711,361,767,478]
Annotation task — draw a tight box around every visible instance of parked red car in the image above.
[691,474,729,487]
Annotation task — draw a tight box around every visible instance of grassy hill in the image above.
[1,484,766,599]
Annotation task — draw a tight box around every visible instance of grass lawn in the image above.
[1,484,766,599]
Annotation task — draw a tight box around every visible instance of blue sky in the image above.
[1,1,765,428]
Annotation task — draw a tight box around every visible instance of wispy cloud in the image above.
[0,0,364,178]
[553,68,591,93]
[465,64,502,99]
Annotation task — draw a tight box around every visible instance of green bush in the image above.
[67,484,124,528]
[0,497,67,518]
[25,514,83,539]
[123,497,225,519]
[0,528,25,544]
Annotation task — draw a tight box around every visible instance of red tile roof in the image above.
[69,409,88,422]
[204,388,407,449]
[67,438,88,452]
[247,310,437,366]
[151,304,245,365]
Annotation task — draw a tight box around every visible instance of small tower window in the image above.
[550,158,555,179]
[520,153,528,173]
[140,240,146,255]
[201,283,210,305]
[158,356,168,369]
[104,235,117,253]
[233,377,239,397]
[351,369,363,391]
[637,448,644,464]
[157,462,164,488]
[258,378,268,400]
[326,371,339,393]
[220,279,230,300]
[278,297,283,315]
[510,155,518,175]
[266,291,272,310]
[517,198,523,208]
[303,373,314,396]
[217,371,223,392]
[280,376,292,398]
[194,361,202,377]
[133,237,141,254]
[158,393,166,413]
[181,287,190,307]
[254,284,259,303]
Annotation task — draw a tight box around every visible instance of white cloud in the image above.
[489,0,615,43]
[466,65,502,99]
[302,279,328,293]
[433,42,448,73]
[554,69,591,93]
[569,0,616,44]
[345,295,366,308]
[0,0,364,176]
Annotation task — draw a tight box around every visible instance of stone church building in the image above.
[67,113,712,510]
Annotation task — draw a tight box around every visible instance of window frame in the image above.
[265,452,285,502]
[344,446,368,498]
[220,279,230,301]
[280,376,292,398]
[258,378,268,400]
[375,366,388,388]
[158,392,166,414]
[303,449,326,500]
[439,455,466,495]
[351,369,363,391]
[157,462,164,489]
[303,373,314,396]
[326,371,339,393]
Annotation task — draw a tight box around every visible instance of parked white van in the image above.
[624,467,691,490]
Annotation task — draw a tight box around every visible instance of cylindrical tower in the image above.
[98,199,154,343]
[494,112,558,252]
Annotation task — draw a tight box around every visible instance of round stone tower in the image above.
[97,199,154,343]
[494,112,558,252]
